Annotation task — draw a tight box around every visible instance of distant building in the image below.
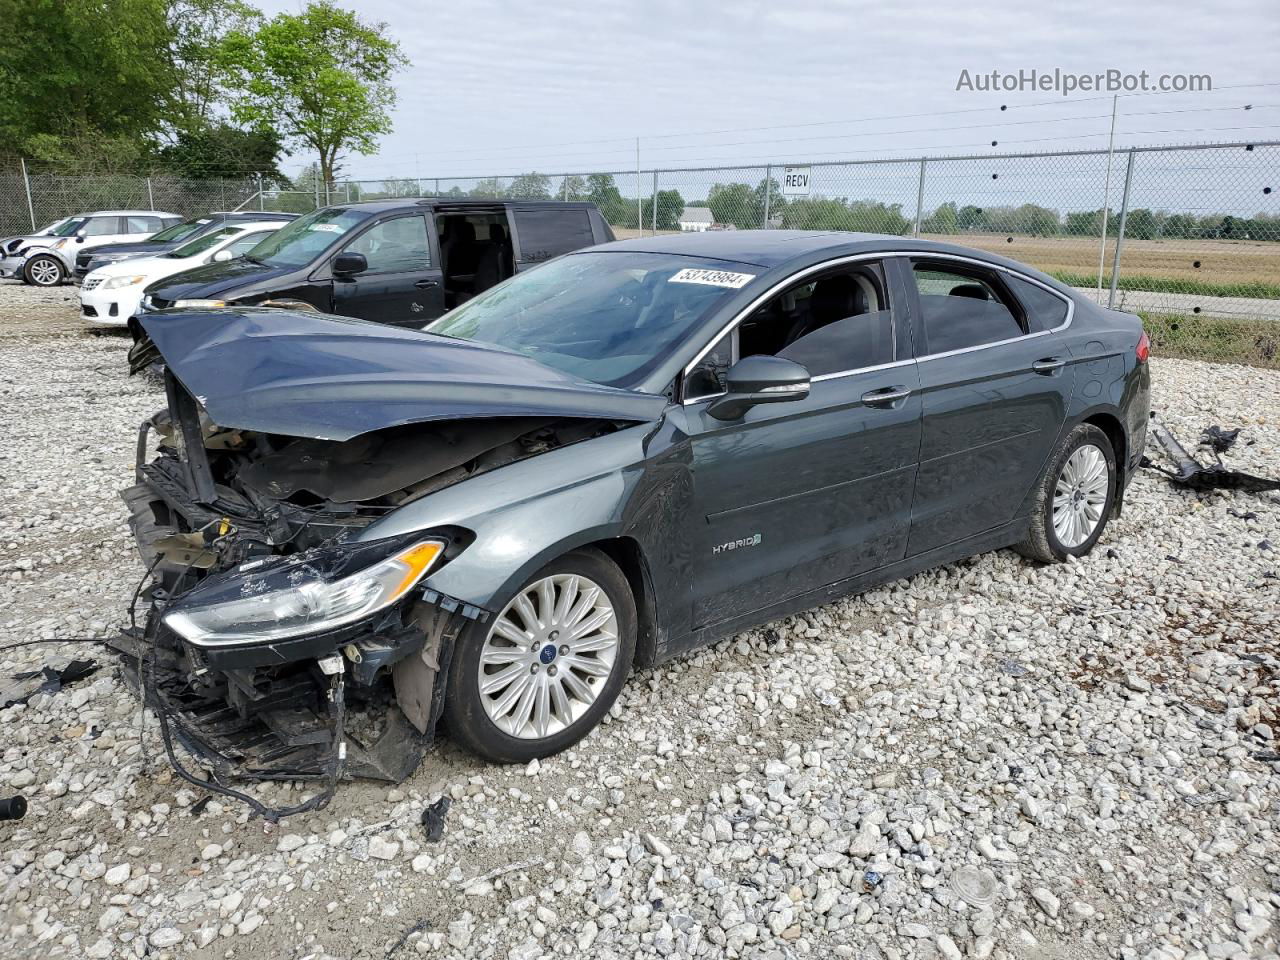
[679,207,714,232]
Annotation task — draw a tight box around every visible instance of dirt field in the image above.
[613,226,1280,289]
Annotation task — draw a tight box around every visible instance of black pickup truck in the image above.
[138,199,615,328]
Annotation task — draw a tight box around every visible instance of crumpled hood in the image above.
[143,257,293,301]
[137,308,668,440]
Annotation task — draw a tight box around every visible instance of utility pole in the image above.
[19,158,35,231]
[636,138,642,236]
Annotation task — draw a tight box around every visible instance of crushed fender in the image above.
[1143,415,1280,494]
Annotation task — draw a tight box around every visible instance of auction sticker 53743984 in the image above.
[668,268,756,288]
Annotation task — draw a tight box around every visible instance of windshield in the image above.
[51,218,86,237]
[246,207,370,268]
[167,227,241,258]
[426,251,759,388]
[151,219,210,243]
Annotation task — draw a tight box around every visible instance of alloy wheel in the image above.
[27,257,61,286]
[476,573,620,740]
[1052,443,1109,548]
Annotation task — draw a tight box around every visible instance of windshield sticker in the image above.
[309,223,343,233]
[669,268,756,289]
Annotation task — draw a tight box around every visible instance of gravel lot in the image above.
[1,280,1278,960]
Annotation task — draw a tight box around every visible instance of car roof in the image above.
[322,198,601,216]
[592,229,1067,277]
[209,210,298,219]
[80,210,182,217]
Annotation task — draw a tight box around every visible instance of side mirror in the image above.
[332,251,367,276]
[211,249,234,262]
[75,232,85,243]
[707,355,810,421]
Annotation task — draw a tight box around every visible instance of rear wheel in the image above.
[444,549,636,763]
[1015,423,1117,563]
[24,254,64,286]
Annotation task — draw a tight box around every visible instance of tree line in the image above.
[0,0,405,187]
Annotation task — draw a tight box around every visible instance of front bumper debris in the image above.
[1144,415,1280,493]
[0,255,24,279]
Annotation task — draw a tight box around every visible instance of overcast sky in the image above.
[257,0,1278,184]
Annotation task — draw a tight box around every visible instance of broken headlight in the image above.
[163,537,445,647]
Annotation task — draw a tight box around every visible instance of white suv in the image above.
[0,210,182,286]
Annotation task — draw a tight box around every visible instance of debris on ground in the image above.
[1144,415,1280,492]
[0,796,27,821]
[1201,424,1242,454]
[0,657,97,709]
[421,796,452,842]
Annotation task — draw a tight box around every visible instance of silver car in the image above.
[0,210,181,286]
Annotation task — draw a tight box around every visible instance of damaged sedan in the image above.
[118,231,1150,809]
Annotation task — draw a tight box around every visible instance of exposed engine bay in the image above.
[113,367,623,819]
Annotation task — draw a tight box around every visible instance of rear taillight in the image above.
[1135,331,1150,364]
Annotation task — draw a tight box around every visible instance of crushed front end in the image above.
[114,371,514,815]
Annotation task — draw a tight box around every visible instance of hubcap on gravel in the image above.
[477,573,619,739]
[1052,443,1109,548]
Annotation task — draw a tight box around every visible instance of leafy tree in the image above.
[161,0,262,137]
[1064,209,1111,237]
[638,189,684,231]
[707,182,756,230]
[922,202,959,235]
[560,175,587,201]
[846,200,910,236]
[1010,203,1059,237]
[1122,208,1159,240]
[509,172,551,199]
[378,177,420,198]
[1161,213,1196,239]
[587,174,630,226]
[957,205,988,231]
[755,176,785,224]
[0,0,173,158]
[155,123,285,180]
[219,1,407,185]
[468,178,506,199]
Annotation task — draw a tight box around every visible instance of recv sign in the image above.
[782,166,811,196]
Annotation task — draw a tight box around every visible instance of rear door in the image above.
[78,216,128,250]
[330,213,444,325]
[509,206,598,271]
[904,257,1073,556]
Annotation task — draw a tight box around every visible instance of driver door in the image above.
[331,214,444,325]
[683,260,922,628]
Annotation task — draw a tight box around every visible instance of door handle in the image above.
[1032,357,1066,374]
[414,279,440,289]
[861,386,912,406]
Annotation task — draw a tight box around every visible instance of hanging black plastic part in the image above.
[1143,415,1280,493]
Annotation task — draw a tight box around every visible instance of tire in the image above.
[24,254,64,287]
[1015,423,1117,563]
[444,548,636,763]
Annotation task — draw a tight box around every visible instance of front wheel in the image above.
[1015,423,1117,563]
[24,254,64,286]
[443,549,636,763]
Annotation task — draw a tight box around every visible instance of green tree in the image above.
[1161,213,1196,239]
[1010,203,1059,237]
[587,174,629,226]
[1122,208,1159,240]
[162,0,262,138]
[638,189,684,231]
[155,123,285,180]
[509,172,551,199]
[0,0,173,159]
[560,175,587,201]
[707,182,756,230]
[469,178,506,198]
[219,1,407,185]
[921,201,959,234]
[957,205,988,231]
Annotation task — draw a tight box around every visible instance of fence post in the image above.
[913,158,927,237]
[146,177,154,210]
[19,158,35,231]
[1107,150,1136,309]
[257,173,264,211]
[762,164,772,228]
[345,182,351,203]
[562,178,568,202]
[651,170,658,233]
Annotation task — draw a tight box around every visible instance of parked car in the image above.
[122,230,1150,782]
[75,211,298,280]
[0,210,182,286]
[0,215,77,257]
[81,220,287,326]
[135,199,614,329]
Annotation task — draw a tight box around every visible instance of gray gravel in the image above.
[1,289,1278,959]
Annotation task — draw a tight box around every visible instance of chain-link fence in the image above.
[4,143,1277,365]
[0,166,260,235]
